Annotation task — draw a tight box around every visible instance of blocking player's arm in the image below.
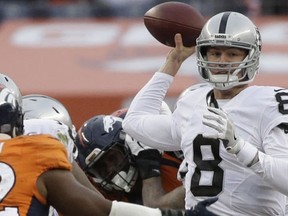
[71,160,104,198]
[142,177,185,209]
[135,148,185,209]
[38,168,215,216]
[38,169,111,216]
[132,147,166,207]
[142,177,165,207]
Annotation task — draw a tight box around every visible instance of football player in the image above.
[111,105,184,201]
[75,113,184,209]
[123,11,288,215]
[22,94,104,215]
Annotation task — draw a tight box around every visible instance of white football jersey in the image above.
[24,118,77,163]
[123,72,288,216]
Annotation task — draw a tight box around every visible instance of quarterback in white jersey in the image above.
[123,12,288,215]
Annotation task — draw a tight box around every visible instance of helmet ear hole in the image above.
[85,148,102,166]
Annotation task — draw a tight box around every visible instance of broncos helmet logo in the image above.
[103,116,122,134]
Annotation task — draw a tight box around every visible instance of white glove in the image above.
[202,107,244,154]
[202,107,259,167]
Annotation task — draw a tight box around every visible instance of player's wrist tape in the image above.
[109,201,162,216]
[235,141,258,167]
[136,149,161,180]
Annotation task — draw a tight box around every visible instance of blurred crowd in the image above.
[0,0,287,21]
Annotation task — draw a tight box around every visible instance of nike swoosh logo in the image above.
[274,88,285,92]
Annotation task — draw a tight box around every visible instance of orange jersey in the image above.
[0,134,72,216]
[160,152,183,192]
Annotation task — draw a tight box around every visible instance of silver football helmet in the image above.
[196,12,262,90]
[22,94,76,139]
[0,73,22,106]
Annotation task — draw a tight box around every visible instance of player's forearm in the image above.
[158,58,183,77]
[158,34,195,77]
[241,127,288,195]
[141,176,185,209]
[72,161,104,198]
[231,138,288,195]
[250,151,288,196]
[157,186,185,209]
[141,177,166,208]
[124,72,173,117]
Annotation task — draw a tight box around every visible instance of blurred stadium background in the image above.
[0,0,287,128]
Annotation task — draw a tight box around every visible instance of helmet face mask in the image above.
[85,142,138,193]
[200,55,253,90]
[196,12,262,90]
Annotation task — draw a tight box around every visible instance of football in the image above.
[144,2,205,47]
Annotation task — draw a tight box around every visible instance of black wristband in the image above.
[135,149,161,180]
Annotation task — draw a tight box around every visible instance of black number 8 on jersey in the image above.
[190,135,223,196]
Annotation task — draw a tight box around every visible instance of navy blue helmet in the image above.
[75,115,138,193]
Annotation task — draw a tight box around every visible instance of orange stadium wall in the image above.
[0,16,287,129]
[57,95,125,128]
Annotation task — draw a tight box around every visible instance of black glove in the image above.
[135,149,161,180]
[161,197,219,216]
[186,197,219,216]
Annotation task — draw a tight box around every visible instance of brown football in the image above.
[144,2,205,47]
